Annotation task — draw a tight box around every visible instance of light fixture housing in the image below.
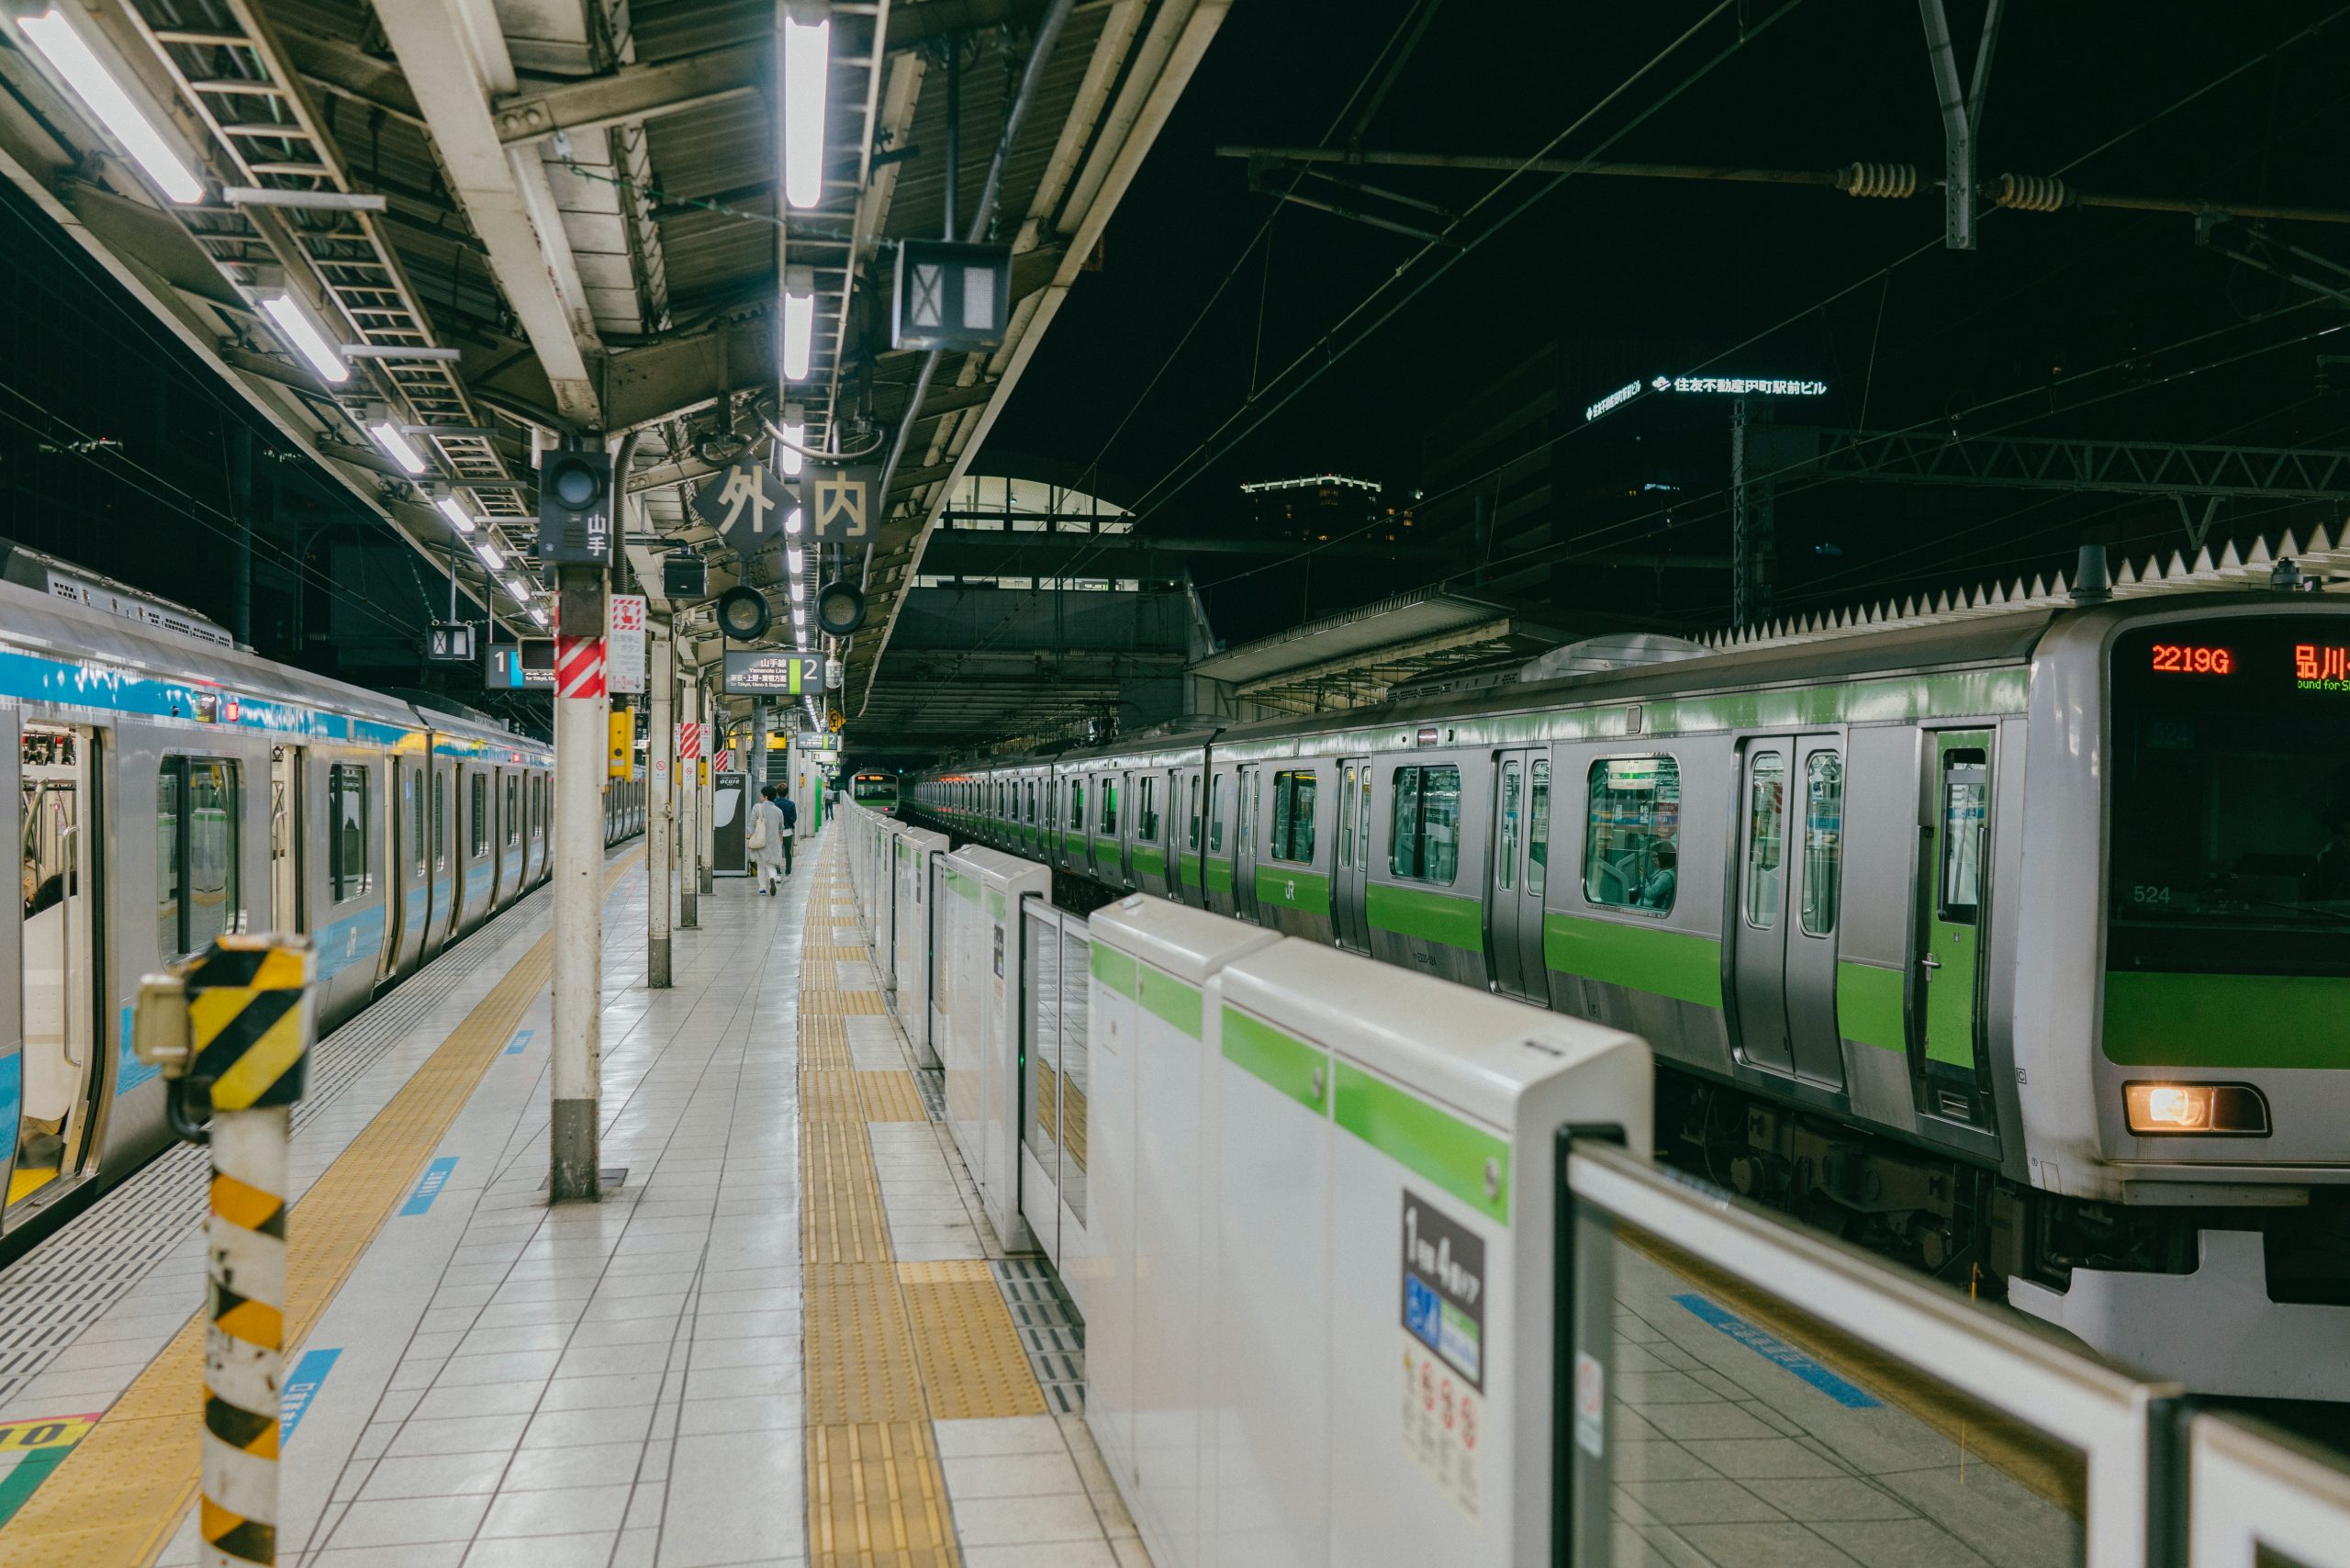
[779,403,807,476]
[2123,1082,2271,1137]
[784,506,805,536]
[528,606,550,628]
[789,578,806,604]
[788,548,806,576]
[783,268,815,381]
[503,575,530,599]
[434,494,476,535]
[780,11,831,210]
[371,420,429,476]
[475,536,505,569]
[261,293,349,383]
[16,7,204,204]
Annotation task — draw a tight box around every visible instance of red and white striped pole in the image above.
[551,612,606,1201]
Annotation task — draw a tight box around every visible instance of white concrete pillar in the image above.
[551,571,605,1202]
[698,682,716,894]
[678,664,699,930]
[647,622,675,987]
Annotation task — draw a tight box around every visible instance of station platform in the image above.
[0,829,1138,1568]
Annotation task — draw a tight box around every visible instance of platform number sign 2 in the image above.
[1399,1190,1485,1520]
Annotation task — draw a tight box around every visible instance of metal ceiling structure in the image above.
[0,0,1228,723]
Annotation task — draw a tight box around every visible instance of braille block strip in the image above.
[857,1071,928,1123]
[0,851,641,1567]
[895,1262,1048,1422]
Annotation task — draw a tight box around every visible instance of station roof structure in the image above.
[0,0,1228,722]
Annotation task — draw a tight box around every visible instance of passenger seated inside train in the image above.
[1634,844,1676,910]
[2304,801,2350,902]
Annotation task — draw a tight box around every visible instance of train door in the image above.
[1730,736,1848,1089]
[427,761,451,957]
[271,745,304,932]
[1233,764,1262,922]
[12,723,99,1217]
[1116,769,1136,883]
[1917,732,1993,1124]
[1333,756,1373,953]
[1485,748,1550,1001]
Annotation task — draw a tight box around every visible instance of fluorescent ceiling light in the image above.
[370,420,428,476]
[789,579,806,603]
[779,405,806,476]
[781,14,830,210]
[433,494,475,534]
[788,549,805,576]
[783,269,814,381]
[261,293,349,384]
[17,8,203,204]
[503,575,529,599]
[785,506,804,536]
[528,606,549,627]
[475,536,505,569]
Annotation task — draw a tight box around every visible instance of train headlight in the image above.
[2124,1081,2271,1137]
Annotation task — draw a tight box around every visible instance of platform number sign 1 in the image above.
[1399,1190,1484,1520]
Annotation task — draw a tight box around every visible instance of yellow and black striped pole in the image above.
[138,935,315,1568]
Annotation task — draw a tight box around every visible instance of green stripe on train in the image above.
[1835,962,1907,1052]
[1134,844,1168,879]
[1254,864,1331,916]
[2103,971,2350,1069]
[1366,882,1481,950]
[1543,913,1721,1007]
[1204,857,1235,894]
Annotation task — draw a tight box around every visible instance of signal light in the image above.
[536,445,614,566]
[716,586,772,642]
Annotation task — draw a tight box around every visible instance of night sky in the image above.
[6,1,2350,681]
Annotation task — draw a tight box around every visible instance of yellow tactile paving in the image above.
[896,1262,1050,1421]
[0,852,639,1568]
[800,847,1056,1567]
[856,1071,928,1123]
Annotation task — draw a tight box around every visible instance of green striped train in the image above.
[916,585,2350,1397]
[0,542,643,1261]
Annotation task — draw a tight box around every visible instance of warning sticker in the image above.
[0,1414,98,1450]
[1399,1189,1484,1518]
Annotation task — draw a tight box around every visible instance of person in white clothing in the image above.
[749,785,789,895]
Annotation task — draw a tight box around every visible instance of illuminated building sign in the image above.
[2150,644,2234,675]
[1584,380,1640,422]
[1238,473,1381,495]
[1654,375,1829,397]
[2296,643,2350,691]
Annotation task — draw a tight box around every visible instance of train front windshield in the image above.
[2109,617,2350,975]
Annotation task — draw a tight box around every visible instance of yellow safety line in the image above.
[0,851,641,1568]
[800,849,1047,1567]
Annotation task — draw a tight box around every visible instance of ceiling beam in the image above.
[281,30,424,126]
[370,2,605,427]
[492,43,765,147]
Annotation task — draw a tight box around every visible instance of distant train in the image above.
[850,770,900,809]
[914,586,2350,1397]
[0,545,640,1245]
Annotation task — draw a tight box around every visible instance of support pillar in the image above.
[647,622,675,987]
[698,683,716,894]
[551,565,605,1202]
[679,666,699,930]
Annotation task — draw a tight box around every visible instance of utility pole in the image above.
[551,555,607,1202]
[1731,394,1777,629]
[647,621,676,986]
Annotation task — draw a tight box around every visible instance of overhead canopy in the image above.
[0,0,1228,708]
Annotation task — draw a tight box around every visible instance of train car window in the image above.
[156,766,179,958]
[469,773,487,857]
[1188,775,1202,850]
[329,764,371,901]
[1209,774,1227,854]
[1068,779,1085,831]
[1270,770,1316,863]
[408,772,425,878]
[1388,765,1460,884]
[1100,778,1119,835]
[506,775,520,845]
[1496,761,1521,891]
[1744,752,1787,929]
[158,757,243,958]
[1939,750,1987,924]
[1528,759,1551,898]
[1339,767,1355,868]
[1583,756,1680,913]
[1137,777,1159,844]
[432,774,446,870]
[1801,752,1843,935]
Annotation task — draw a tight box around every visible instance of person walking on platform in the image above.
[749,785,788,895]
[778,790,799,876]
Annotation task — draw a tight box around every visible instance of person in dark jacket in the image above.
[779,791,798,876]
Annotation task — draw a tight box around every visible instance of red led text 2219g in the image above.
[2149,643,2233,675]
